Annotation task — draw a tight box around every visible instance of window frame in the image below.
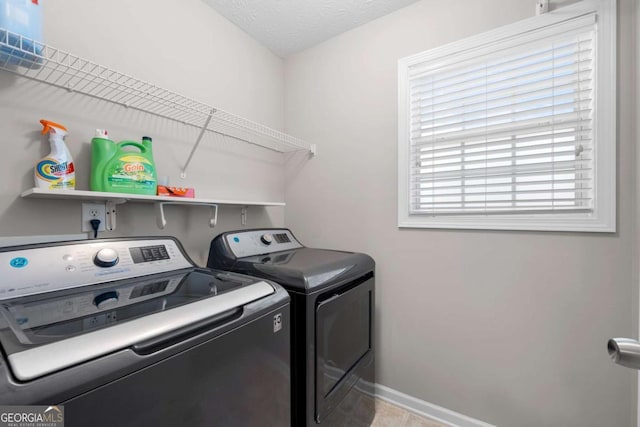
[397,0,616,232]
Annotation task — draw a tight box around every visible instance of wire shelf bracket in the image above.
[181,108,215,178]
[155,201,218,229]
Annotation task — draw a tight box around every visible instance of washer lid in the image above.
[236,248,374,291]
[0,269,274,381]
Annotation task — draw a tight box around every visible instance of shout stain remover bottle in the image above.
[35,120,75,189]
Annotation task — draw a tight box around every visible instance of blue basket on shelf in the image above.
[0,0,43,69]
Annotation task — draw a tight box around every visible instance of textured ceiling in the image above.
[201,0,421,57]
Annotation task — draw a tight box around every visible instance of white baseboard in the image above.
[371,383,496,427]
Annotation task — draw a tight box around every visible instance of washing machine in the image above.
[208,228,375,426]
[0,236,290,427]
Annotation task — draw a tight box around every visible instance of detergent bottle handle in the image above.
[118,141,147,152]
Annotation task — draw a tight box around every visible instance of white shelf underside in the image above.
[21,188,285,207]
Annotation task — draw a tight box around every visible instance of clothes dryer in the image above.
[208,228,375,426]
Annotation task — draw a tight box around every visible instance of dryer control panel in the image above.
[0,238,193,300]
[224,229,302,258]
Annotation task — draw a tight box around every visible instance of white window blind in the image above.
[408,15,595,216]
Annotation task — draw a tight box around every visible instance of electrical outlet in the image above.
[81,203,106,232]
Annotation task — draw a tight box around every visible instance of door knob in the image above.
[608,338,640,369]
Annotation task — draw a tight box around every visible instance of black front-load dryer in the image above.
[208,228,375,427]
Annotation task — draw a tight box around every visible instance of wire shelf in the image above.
[0,28,315,173]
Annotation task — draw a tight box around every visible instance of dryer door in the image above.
[315,274,374,423]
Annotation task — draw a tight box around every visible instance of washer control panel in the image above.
[225,229,302,258]
[0,238,193,300]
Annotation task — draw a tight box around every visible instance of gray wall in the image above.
[0,0,286,264]
[283,0,637,426]
[1,0,637,425]
[636,0,640,418]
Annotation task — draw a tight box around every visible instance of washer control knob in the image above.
[94,248,119,267]
[261,234,273,245]
[94,291,119,309]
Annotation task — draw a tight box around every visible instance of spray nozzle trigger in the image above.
[40,119,68,136]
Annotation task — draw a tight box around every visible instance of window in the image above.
[398,0,616,232]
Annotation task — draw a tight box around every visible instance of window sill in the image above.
[398,212,615,233]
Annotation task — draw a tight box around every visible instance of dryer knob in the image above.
[261,234,273,245]
[94,248,119,267]
[94,291,119,309]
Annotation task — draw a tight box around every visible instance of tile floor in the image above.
[322,388,449,427]
[371,398,449,427]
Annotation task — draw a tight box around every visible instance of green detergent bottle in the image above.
[90,130,158,195]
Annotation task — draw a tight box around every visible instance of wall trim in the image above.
[372,383,496,427]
